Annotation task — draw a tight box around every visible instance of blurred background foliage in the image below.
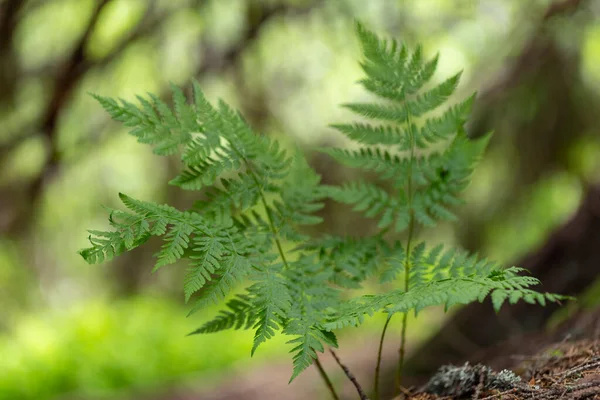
[1,0,600,399]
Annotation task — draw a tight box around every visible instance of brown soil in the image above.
[401,338,600,399]
[399,308,600,400]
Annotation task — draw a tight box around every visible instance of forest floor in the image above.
[403,338,600,399]
[402,307,600,400]
[145,308,600,400]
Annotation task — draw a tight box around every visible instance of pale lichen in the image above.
[423,362,521,397]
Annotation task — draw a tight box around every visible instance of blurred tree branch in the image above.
[0,0,170,235]
[0,0,25,108]
[28,0,111,200]
[1,0,321,240]
[543,0,585,19]
[462,0,595,252]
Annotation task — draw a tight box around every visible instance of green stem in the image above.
[396,216,414,393]
[315,355,341,400]
[396,309,409,392]
[241,158,291,269]
[245,162,338,397]
[257,187,290,269]
[374,314,392,400]
[395,112,416,394]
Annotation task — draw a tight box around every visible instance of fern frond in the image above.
[183,235,226,302]
[192,173,260,220]
[79,230,129,264]
[407,73,461,117]
[80,194,208,266]
[342,102,410,124]
[188,294,256,335]
[268,151,325,242]
[325,268,570,330]
[191,253,252,309]
[153,222,194,271]
[169,152,239,190]
[379,240,406,283]
[281,255,340,381]
[326,182,410,231]
[305,235,388,287]
[330,123,408,146]
[319,146,404,179]
[92,92,194,156]
[286,327,337,382]
[415,94,475,148]
[170,83,197,132]
[249,271,292,355]
[81,23,570,384]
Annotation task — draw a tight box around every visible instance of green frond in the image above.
[326,266,571,330]
[323,292,391,330]
[343,102,409,124]
[407,131,492,228]
[408,242,432,287]
[270,158,324,241]
[79,230,128,264]
[80,194,205,266]
[153,222,194,271]
[407,244,499,288]
[193,174,260,219]
[169,152,239,190]
[181,135,217,165]
[170,83,198,132]
[183,235,227,302]
[297,236,385,288]
[407,72,462,117]
[190,253,252,311]
[415,94,475,148]
[326,182,411,232]
[118,193,186,222]
[355,21,408,88]
[92,88,196,156]
[355,20,441,103]
[379,240,406,283]
[405,53,439,95]
[330,122,407,146]
[319,147,404,179]
[188,294,256,335]
[250,273,292,356]
[287,327,336,382]
[279,256,340,381]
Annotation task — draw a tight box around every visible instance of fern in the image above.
[319,21,571,395]
[80,21,571,398]
[80,81,338,383]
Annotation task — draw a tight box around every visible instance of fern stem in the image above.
[396,111,417,393]
[315,355,341,400]
[374,314,392,400]
[243,159,340,396]
[244,161,291,270]
[396,309,409,392]
[258,188,289,267]
[330,349,370,400]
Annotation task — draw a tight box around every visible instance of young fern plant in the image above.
[316,22,571,398]
[78,83,342,388]
[79,20,570,400]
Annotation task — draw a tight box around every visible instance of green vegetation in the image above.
[79,22,570,399]
[0,296,279,400]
